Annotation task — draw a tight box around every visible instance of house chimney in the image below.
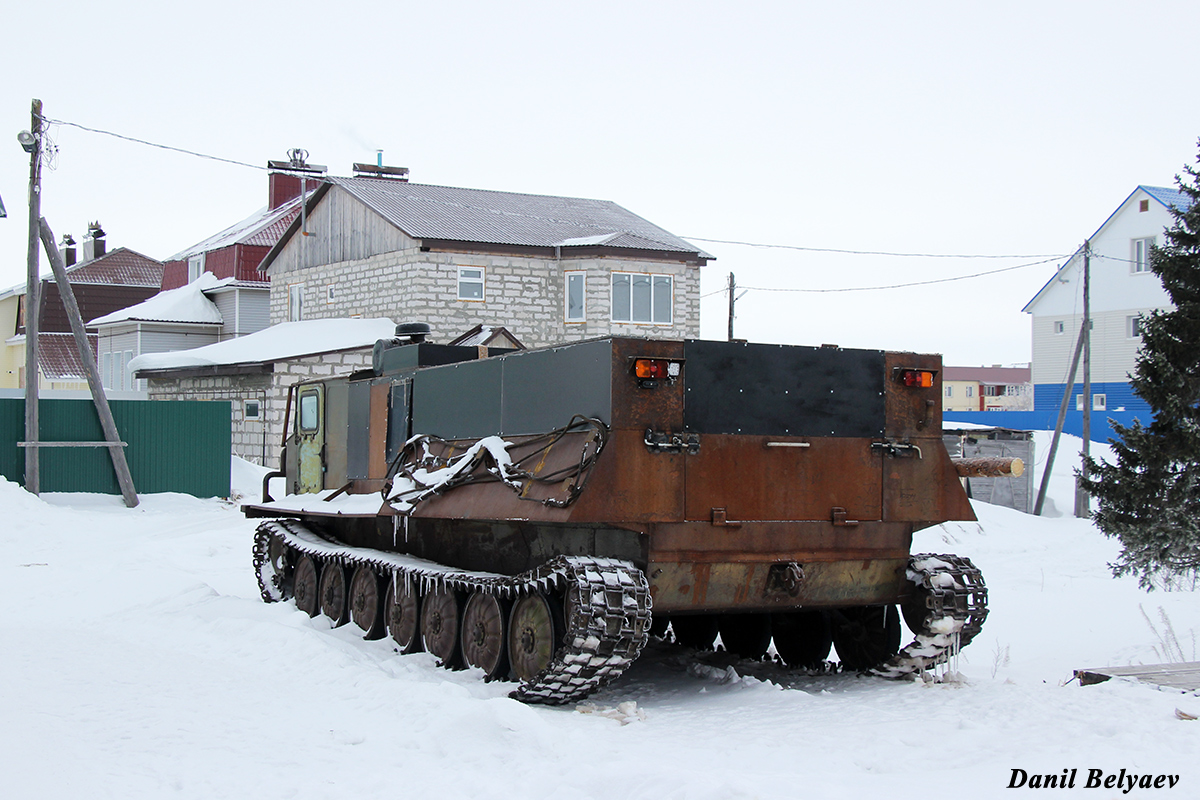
[352,162,410,181]
[267,148,327,210]
[60,233,77,267]
[83,221,106,261]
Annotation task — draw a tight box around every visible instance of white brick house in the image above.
[131,318,396,468]
[258,174,711,345]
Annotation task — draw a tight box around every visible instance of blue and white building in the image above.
[1022,185,1190,437]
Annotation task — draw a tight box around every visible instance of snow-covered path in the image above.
[2,437,1196,799]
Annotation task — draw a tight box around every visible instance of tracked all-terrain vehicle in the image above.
[245,328,1019,703]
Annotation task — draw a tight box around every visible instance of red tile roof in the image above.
[37,332,98,381]
[63,247,163,287]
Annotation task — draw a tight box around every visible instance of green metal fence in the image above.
[0,398,231,498]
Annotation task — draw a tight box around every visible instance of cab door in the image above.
[296,384,325,493]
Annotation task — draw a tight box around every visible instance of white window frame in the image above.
[1053,320,1065,335]
[565,271,586,322]
[188,254,205,283]
[1093,393,1107,411]
[244,399,262,420]
[288,283,305,322]
[1128,315,1144,338]
[102,352,112,389]
[457,267,485,302]
[1132,237,1155,274]
[611,272,673,324]
[965,385,974,398]
[326,285,336,305]
[944,386,953,397]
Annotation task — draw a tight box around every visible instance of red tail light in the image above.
[633,358,681,381]
[897,369,935,388]
[635,359,669,379]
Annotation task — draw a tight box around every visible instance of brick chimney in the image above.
[267,148,327,210]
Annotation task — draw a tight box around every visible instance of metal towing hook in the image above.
[766,562,805,598]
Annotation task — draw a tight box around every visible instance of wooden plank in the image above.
[1075,661,1200,691]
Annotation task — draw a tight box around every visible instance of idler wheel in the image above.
[262,534,293,601]
[831,605,901,671]
[319,562,350,627]
[670,615,719,650]
[385,575,422,654]
[461,592,509,679]
[771,610,833,669]
[293,555,321,618]
[718,613,772,659]
[421,587,462,667]
[349,566,385,639]
[508,593,561,683]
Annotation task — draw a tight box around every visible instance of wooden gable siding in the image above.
[38,283,159,334]
[268,186,414,275]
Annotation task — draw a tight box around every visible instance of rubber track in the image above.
[253,519,652,705]
[871,553,988,679]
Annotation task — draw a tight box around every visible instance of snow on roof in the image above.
[167,193,308,262]
[89,273,224,326]
[130,318,397,373]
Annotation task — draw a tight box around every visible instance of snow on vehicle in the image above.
[244,324,1019,703]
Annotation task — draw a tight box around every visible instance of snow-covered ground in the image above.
[2,435,1196,799]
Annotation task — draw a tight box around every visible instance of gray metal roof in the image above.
[327,177,712,258]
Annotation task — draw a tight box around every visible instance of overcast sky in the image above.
[3,1,1199,366]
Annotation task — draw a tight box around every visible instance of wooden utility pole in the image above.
[1034,319,1086,516]
[727,272,736,341]
[38,218,139,507]
[1075,241,1092,518]
[23,99,43,494]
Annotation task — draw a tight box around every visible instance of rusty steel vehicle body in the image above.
[246,331,1008,703]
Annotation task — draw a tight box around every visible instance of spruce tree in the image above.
[1083,141,1200,589]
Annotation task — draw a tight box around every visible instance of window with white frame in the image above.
[944,386,953,397]
[565,271,586,322]
[1128,315,1144,338]
[188,254,205,283]
[288,283,305,322]
[244,399,262,420]
[1132,237,1155,273]
[611,272,672,324]
[457,267,485,301]
[1053,320,1065,334]
[1093,394,1107,411]
[102,352,112,389]
[965,385,974,398]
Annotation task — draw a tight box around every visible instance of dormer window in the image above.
[188,254,205,282]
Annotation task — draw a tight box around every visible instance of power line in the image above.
[33,115,1077,288]
[704,256,1062,296]
[683,235,1069,260]
[39,115,265,171]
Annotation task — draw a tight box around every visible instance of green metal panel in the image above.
[0,399,231,498]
